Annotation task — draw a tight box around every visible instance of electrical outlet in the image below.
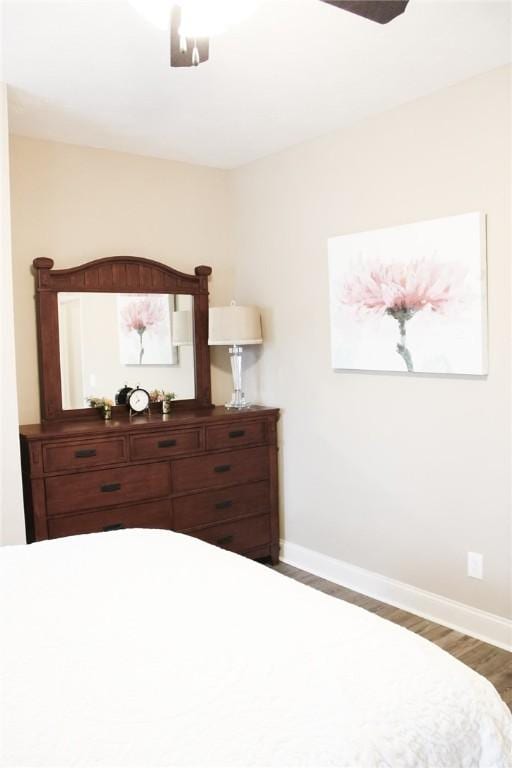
[467,552,483,580]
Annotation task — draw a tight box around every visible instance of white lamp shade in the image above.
[172,310,193,345]
[209,304,263,345]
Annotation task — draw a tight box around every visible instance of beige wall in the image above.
[230,66,511,618]
[9,136,234,427]
[0,83,24,544]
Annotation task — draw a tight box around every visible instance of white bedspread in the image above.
[1,529,511,768]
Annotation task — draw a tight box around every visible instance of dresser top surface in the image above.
[20,405,279,441]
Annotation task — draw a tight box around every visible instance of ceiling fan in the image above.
[171,1,410,68]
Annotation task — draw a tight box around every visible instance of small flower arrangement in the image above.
[149,390,176,414]
[86,396,114,409]
[149,390,176,403]
[86,396,114,420]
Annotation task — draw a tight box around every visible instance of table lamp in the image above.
[209,301,263,409]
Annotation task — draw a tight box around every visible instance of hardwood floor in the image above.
[274,562,512,711]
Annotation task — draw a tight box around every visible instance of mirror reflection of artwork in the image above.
[328,212,487,376]
[58,292,195,409]
[117,294,177,366]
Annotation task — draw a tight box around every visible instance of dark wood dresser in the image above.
[20,406,279,563]
[21,255,279,562]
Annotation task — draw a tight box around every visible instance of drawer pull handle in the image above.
[101,483,121,493]
[214,464,231,474]
[216,534,234,546]
[158,439,177,448]
[75,449,97,458]
[215,499,233,510]
[103,523,125,532]
[229,430,245,439]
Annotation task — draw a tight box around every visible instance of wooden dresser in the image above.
[21,255,279,563]
[20,406,279,563]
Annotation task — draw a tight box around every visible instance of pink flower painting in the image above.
[118,294,176,365]
[328,213,487,375]
[121,297,165,364]
[340,257,467,372]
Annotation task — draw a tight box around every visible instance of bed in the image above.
[1,529,511,767]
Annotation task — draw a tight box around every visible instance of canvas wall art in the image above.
[117,293,178,365]
[328,212,487,375]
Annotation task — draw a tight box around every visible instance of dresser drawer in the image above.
[47,500,172,539]
[189,514,270,554]
[43,437,127,473]
[172,446,269,493]
[46,463,171,516]
[174,481,270,530]
[205,420,266,450]
[130,428,201,461]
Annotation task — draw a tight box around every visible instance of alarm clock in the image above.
[115,383,132,405]
[127,387,150,417]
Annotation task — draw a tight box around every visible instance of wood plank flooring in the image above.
[274,562,512,711]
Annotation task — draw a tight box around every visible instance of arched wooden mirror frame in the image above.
[33,256,212,422]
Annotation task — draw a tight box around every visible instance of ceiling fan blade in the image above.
[170,6,209,68]
[319,0,409,24]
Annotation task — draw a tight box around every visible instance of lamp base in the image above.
[224,346,252,409]
[225,389,251,410]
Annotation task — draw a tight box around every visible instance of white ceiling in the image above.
[1,0,511,168]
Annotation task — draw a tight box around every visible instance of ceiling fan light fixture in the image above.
[170,5,210,67]
[167,0,410,68]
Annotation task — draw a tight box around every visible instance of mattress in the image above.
[1,528,511,767]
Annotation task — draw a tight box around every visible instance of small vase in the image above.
[162,400,171,415]
[103,405,112,420]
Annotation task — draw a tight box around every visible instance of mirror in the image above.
[58,292,195,409]
[32,256,212,421]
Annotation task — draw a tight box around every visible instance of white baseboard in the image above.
[280,539,512,652]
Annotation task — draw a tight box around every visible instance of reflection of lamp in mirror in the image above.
[209,301,263,409]
[172,310,193,346]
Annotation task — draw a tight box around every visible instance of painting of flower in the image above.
[328,213,487,375]
[117,294,177,365]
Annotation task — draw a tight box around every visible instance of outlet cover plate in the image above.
[467,551,483,580]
